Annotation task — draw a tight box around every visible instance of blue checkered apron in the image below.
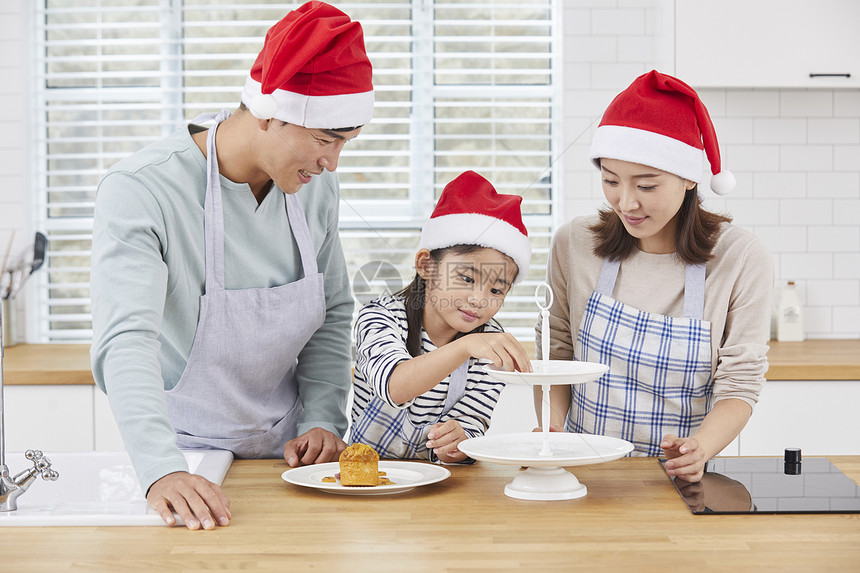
[566,258,713,456]
[349,360,469,459]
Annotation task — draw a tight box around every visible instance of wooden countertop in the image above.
[4,457,860,571]
[3,339,860,385]
[764,339,860,380]
[3,344,95,385]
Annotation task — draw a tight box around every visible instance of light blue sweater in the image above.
[90,125,354,492]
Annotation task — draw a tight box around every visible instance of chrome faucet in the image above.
[1,450,59,511]
[1,298,59,511]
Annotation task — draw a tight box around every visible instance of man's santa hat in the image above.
[241,1,374,129]
[418,171,531,281]
[590,70,735,195]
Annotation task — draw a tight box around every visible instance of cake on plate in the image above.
[339,443,380,486]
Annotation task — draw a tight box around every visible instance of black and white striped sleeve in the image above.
[353,299,413,409]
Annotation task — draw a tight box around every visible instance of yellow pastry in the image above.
[339,443,379,486]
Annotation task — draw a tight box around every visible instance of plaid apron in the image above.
[566,258,713,456]
[349,360,468,459]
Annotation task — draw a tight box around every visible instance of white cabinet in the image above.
[4,385,94,452]
[676,0,860,88]
[739,380,860,455]
[3,385,124,452]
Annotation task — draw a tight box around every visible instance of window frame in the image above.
[29,0,563,343]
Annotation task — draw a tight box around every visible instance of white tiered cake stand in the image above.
[459,360,633,500]
[458,283,634,501]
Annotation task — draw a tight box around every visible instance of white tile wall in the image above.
[1,1,858,341]
[562,0,860,340]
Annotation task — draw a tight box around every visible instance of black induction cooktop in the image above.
[660,456,860,514]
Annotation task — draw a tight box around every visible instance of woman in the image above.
[538,70,773,482]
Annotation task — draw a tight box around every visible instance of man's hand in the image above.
[283,427,347,467]
[146,471,231,530]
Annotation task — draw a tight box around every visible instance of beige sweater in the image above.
[537,215,773,408]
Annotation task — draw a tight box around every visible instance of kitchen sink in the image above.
[0,449,233,527]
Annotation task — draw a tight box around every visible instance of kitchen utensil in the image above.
[5,232,48,300]
[0,230,14,280]
[484,360,609,387]
[535,281,553,454]
[459,432,633,501]
[470,357,622,501]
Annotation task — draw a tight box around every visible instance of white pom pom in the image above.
[249,94,278,120]
[709,170,736,195]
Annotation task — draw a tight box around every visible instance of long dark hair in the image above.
[396,244,511,357]
[589,186,732,264]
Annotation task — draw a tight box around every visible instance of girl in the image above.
[350,171,532,463]
[538,71,773,481]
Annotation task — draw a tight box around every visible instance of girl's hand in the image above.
[660,434,707,482]
[460,332,532,373]
[426,420,469,463]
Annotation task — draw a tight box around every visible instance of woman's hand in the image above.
[460,332,532,373]
[146,471,231,530]
[660,434,707,482]
[426,419,469,463]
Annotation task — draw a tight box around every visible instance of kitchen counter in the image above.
[5,339,860,385]
[764,339,860,380]
[4,457,860,571]
[3,343,94,385]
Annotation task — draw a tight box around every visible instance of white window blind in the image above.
[32,0,560,343]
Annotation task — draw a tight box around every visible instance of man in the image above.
[90,1,373,530]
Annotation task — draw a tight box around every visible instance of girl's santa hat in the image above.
[241,1,374,129]
[418,171,531,281]
[590,70,735,195]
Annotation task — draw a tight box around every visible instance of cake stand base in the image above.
[503,466,587,501]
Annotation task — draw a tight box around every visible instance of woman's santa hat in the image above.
[241,1,374,129]
[590,70,735,195]
[418,171,531,281]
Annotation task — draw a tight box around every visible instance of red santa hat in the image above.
[241,1,374,129]
[590,70,735,195]
[418,171,531,281]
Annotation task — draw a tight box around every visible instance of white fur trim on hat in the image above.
[242,76,374,128]
[708,170,736,195]
[418,213,531,283]
[590,124,705,183]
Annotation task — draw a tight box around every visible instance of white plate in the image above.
[458,432,633,467]
[484,360,609,386]
[281,461,451,496]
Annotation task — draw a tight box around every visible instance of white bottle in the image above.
[776,281,804,342]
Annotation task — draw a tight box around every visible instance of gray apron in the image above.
[165,110,326,458]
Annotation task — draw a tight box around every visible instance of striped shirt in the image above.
[351,295,506,437]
